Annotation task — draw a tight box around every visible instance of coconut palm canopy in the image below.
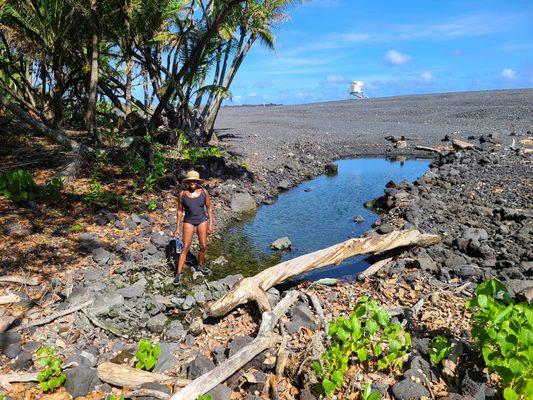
[0,0,299,151]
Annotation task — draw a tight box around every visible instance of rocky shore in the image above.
[0,91,532,400]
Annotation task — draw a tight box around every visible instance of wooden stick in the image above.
[0,372,39,391]
[97,362,190,389]
[357,257,393,280]
[14,300,93,331]
[125,389,170,399]
[206,230,440,317]
[308,293,326,328]
[170,291,300,400]
[452,139,474,150]
[415,145,445,155]
[0,275,41,286]
[0,293,21,305]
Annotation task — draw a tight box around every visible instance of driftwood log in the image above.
[206,230,440,317]
[415,145,446,155]
[0,372,39,390]
[0,275,41,286]
[96,362,190,389]
[452,139,474,150]
[0,293,21,305]
[170,291,300,400]
[357,257,393,280]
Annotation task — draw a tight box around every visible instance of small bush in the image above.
[124,152,146,175]
[429,336,452,365]
[147,201,157,211]
[35,347,66,392]
[0,169,36,202]
[135,339,160,371]
[312,297,411,396]
[43,176,65,200]
[467,279,533,400]
[362,382,381,400]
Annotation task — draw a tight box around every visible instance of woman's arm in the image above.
[204,189,214,234]
[173,191,184,237]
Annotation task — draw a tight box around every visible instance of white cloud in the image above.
[420,71,434,83]
[501,68,516,79]
[324,75,346,84]
[383,50,411,65]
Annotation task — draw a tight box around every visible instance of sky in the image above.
[226,0,533,105]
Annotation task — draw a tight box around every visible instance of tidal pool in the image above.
[208,157,431,282]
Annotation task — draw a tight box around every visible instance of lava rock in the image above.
[117,278,147,299]
[187,354,215,379]
[165,320,187,341]
[147,313,168,334]
[0,332,21,357]
[230,192,256,213]
[271,236,292,250]
[461,368,486,400]
[287,304,317,334]
[91,247,113,265]
[151,232,170,249]
[392,379,430,400]
[65,366,101,398]
[207,384,232,400]
[377,223,394,234]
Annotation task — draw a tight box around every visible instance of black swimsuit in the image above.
[182,190,208,226]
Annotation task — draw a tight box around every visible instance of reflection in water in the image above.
[208,158,430,282]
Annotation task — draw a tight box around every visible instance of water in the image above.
[208,157,430,281]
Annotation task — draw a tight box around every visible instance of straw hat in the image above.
[182,170,203,183]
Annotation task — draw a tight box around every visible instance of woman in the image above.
[173,170,214,284]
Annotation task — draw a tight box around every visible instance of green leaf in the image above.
[503,387,519,400]
[311,361,323,376]
[366,319,379,335]
[332,370,344,387]
[368,392,382,400]
[477,294,488,308]
[337,327,350,342]
[322,379,336,395]
[357,348,369,362]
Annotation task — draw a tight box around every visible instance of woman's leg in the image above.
[197,221,208,266]
[177,222,195,274]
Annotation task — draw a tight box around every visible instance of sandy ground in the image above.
[216,89,533,169]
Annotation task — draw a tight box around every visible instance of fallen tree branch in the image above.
[97,362,190,389]
[14,300,93,331]
[0,372,39,391]
[206,230,440,317]
[415,145,445,155]
[124,389,170,399]
[0,275,41,286]
[452,139,474,150]
[308,293,326,328]
[357,257,393,281]
[0,293,21,305]
[171,291,300,400]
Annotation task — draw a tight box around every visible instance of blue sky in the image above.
[227,0,533,105]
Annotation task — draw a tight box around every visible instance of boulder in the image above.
[286,304,317,334]
[65,367,101,398]
[186,354,215,379]
[271,236,292,250]
[392,379,430,400]
[207,384,232,400]
[117,278,147,299]
[154,342,179,372]
[90,292,124,316]
[230,192,256,213]
[165,320,187,341]
[147,313,168,334]
[324,163,338,175]
[91,247,113,265]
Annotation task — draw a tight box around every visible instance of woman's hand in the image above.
[173,225,182,238]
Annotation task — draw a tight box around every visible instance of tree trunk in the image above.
[124,57,133,116]
[203,34,256,138]
[206,230,440,318]
[85,0,100,138]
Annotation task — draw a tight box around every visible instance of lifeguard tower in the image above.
[349,81,368,99]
